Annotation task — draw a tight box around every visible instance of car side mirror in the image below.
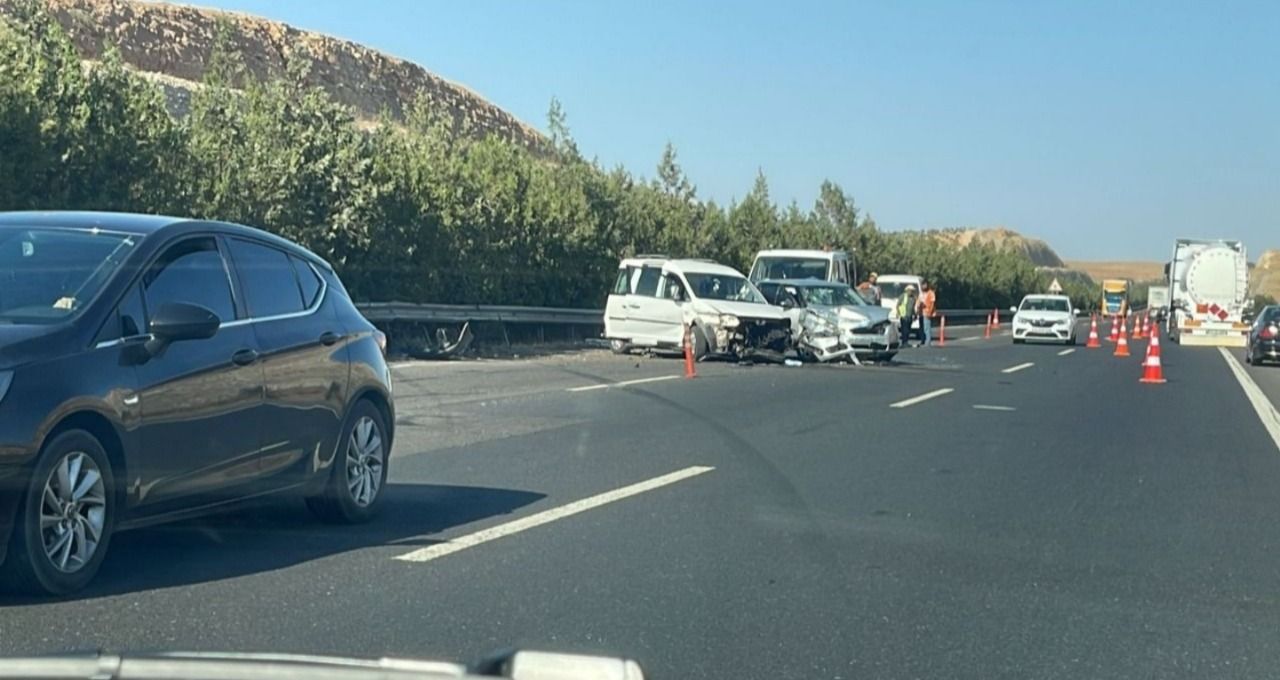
[1073,308,1081,315]
[1009,306,1017,313]
[779,297,796,310]
[148,302,220,351]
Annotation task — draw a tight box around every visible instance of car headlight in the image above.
[719,314,741,328]
[0,370,12,405]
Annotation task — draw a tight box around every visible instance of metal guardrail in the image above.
[356,302,603,325]
[359,302,1016,327]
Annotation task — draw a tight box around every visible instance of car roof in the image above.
[757,278,847,288]
[1021,294,1070,301]
[665,259,747,277]
[0,211,327,266]
[876,274,922,282]
[754,249,847,259]
[0,211,185,234]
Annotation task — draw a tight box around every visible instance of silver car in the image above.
[758,280,900,362]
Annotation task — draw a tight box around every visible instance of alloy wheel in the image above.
[346,416,385,507]
[39,451,107,574]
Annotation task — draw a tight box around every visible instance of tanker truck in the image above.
[1166,238,1250,346]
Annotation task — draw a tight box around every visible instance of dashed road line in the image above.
[394,466,716,563]
[972,404,1016,411]
[1001,362,1035,374]
[1058,348,1076,356]
[567,375,682,392]
[1218,348,1280,454]
[890,388,955,408]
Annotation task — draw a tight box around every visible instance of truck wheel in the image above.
[609,339,629,354]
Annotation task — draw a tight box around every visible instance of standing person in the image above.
[916,281,937,346]
[858,272,881,305]
[897,284,917,346]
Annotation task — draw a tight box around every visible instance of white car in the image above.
[1011,294,1080,345]
[604,257,791,359]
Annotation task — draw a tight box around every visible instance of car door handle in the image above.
[231,348,260,366]
[319,331,341,346]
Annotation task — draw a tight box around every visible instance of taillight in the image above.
[374,329,388,356]
[1262,326,1278,340]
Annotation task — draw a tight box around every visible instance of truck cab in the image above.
[1101,279,1130,316]
[748,249,855,286]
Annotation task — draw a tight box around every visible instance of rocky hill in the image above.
[1251,249,1280,300]
[2,0,545,150]
[929,227,1066,268]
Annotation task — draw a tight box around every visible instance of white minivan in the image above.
[605,257,791,359]
[748,249,856,286]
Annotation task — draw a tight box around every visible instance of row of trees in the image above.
[0,4,1073,310]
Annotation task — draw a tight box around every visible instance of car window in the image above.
[659,274,686,300]
[1021,298,1070,312]
[634,267,662,297]
[757,282,780,304]
[752,257,829,281]
[95,283,147,343]
[290,255,324,308]
[684,273,767,303]
[143,237,236,323]
[612,267,633,295]
[228,238,306,318]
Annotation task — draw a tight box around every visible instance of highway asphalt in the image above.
[5,323,1280,679]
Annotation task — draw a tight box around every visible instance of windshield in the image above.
[1021,298,1070,312]
[800,285,867,307]
[0,228,139,324]
[750,257,829,282]
[684,273,766,303]
[878,282,914,300]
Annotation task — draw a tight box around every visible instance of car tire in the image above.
[306,400,390,524]
[1013,338,1024,345]
[691,325,710,360]
[609,339,629,355]
[2,430,116,595]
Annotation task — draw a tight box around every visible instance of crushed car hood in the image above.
[809,304,891,329]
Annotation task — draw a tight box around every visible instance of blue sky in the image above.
[193,0,1278,260]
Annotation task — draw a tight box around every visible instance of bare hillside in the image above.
[1,0,545,150]
[930,227,1065,268]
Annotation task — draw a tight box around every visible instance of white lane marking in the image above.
[890,388,954,408]
[1058,348,1076,356]
[567,375,681,392]
[1218,348,1280,453]
[972,404,1016,411]
[394,466,716,563]
[1002,362,1035,374]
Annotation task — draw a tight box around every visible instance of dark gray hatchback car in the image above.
[0,212,394,594]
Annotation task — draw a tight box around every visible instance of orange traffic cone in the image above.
[937,315,946,347]
[1140,327,1166,383]
[1132,313,1146,340]
[682,324,697,379]
[1113,318,1131,357]
[984,313,992,339]
[994,308,1000,325]
[1107,315,1119,343]
[1086,315,1101,348]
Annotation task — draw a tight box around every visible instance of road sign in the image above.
[1048,278,1063,293]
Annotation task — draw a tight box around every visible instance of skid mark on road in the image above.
[567,375,681,392]
[394,466,716,563]
[1002,362,1035,374]
[890,388,954,408]
[1218,348,1280,453]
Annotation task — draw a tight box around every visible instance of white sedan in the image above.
[1011,294,1079,345]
